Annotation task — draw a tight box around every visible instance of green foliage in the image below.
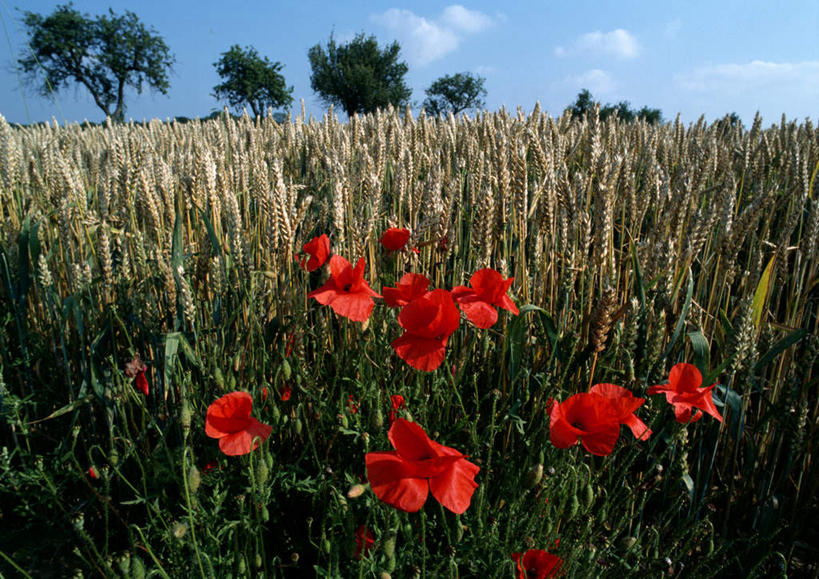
[423,72,487,116]
[308,33,411,117]
[212,45,293,118]
[569,89,662,124]
[18,4,174,122]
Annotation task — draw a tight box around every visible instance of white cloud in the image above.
[552,69,615,96]
[555,29,641,60]
[675,60,819,93]
[371,6,495,66]
[440,5,493,33]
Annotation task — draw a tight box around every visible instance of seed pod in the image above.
[294,417,303,436]
[383,534,396,559]
[282,359,292,380]
[270,404,281,426]
[233,352,242,372]
[214,367,224,389]
[228,373,236,389]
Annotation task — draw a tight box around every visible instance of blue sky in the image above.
[0,0,817,125]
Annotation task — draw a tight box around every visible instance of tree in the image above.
[569,89,596,119]
[422,72,486,117]
[18,4,174,122]
[212,45,293,118]
[308,33,411,117]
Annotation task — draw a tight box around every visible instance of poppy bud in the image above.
[347,484,366,499]
[233,352,242,372]
[338,413,349,429]
[270,404,281,426]
[294,417,303,435]
[380,573,393,579]
[524,464,543,489]
[214,367,224,388]
[109,450,119,467]
[116,553,131,576]
[255,554,262,569]
[383,532,395,559]
[180,401,192,432]
[172,521,188,540]
[282,359,292,380]
[584,484,595,510]
[256,458,269,487]
[322,539,331,554]
[371,408,384,430]
[237,554,246,574]
[188,465,201,494]
[261,506,270,522]
[228,373,236,389]
[568,494,579,520]
[130,555,146,579]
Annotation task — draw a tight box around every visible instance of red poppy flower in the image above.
[391,289,460,371]
[300,234,330,272]
[648,363,723,423]
[451,268,519,329]
[389,394,406,424]
[125,355,149,396]
[307,255,382,322]
[202,460,219,475]
[348,394,359,414]
[380,227,410,251]
[353,525,375,559]
[511,549,563,579]
[89,466,98,480]
[365,418,479,514]
[383,273,430,307]
[205,392,273,456]
[261,387,268,401]
[589,383,651,441]
[548,393,623,456]
[281,385,292,401]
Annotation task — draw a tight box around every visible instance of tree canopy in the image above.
[307,33,411,117]
[568,89,662,124]
[18,4,174,122]
[423,72,487,117]
[212,45,293,118]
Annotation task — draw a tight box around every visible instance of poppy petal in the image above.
[458,299,499,329]
[329,292,377,322]
[205,392,252,438]
[429,457,480,514]
[217,418,272,455]
[307,279,340,304]
[388,418,436,461]
[365,451,429,512]
[669,363,702,393]
[579,423,621,456]
[392,333,448,372]
[623,414,652,441]
[135,371,149,396]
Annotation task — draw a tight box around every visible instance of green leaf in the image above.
[715,384,744,440]
[753,328,807,372]
[751,255,775,329]
[27,395,93,424]
[687,330,710,375]
[198,209,222,257]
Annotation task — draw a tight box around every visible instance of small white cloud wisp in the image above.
[555,29,641,60]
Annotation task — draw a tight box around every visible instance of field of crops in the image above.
[0,106,817,577]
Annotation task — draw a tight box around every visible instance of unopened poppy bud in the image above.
[256,458,269,487]
[568,494,580,519]
[180,401,192,432]
[187,465,201,494]
[228,373,236,389]
[584,484,595,510]
[338,413,349,428]
[261,506,270,522]
[130,555,146,579]
[524,464,543,489]
[270,404,281,426]
[282,359,292,380]
[214,367,224,388]
[255,554,262,569]
[109,450,119,467]
[294,417,303,435]
[237,555,246,574]
[382,533,396,559]
[620,536,637,550]
[371,409,384,430]
[322,538,331,554]
[233,352,242,372]
[380,573,392,579]
[117,553,131,576]
[172,521,187,540]
[347,484,366,499]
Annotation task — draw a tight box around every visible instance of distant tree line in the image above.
[19,5,672,124]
